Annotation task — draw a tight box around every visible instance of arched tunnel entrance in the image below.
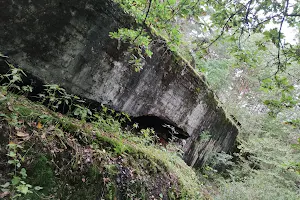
[129,115,189,145]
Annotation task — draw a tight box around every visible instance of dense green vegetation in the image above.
[197,33,300,199]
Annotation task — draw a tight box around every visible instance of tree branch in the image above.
[203,7,245,49]
[275,0,289,76]
[244,0,253,26]
[133,0,153,42]
[285,13,300,17]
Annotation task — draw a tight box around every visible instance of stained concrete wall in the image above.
[0,0,238,167]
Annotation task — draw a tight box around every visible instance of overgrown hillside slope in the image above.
[0,85,204,199]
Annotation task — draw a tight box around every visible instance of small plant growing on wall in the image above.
[109,28,153,72]
[199,130,211,142]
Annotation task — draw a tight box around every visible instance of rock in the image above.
[0,0,238,167]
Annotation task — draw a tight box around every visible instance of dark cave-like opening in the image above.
[130,116,189,144]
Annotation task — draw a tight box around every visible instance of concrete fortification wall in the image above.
[0,0,238,167]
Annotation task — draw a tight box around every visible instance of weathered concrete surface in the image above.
[0,0,238,167]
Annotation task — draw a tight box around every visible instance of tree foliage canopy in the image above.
[111,0,300,117]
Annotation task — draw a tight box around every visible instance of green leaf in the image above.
[34,186,43,191]
[0,182,10,188]
[16,184,30,194]
[168,0,176,5]
[17,162,21,168]
[7,143,22,149]
[145,49,153,57]
[20,168,27,179]
[1,188,10,192]
[8,159,16,164]
[11,176,21,186]
[39,114,50,119]
[73,108,81,116]
[87,109,92,115]
[7,151,16,158]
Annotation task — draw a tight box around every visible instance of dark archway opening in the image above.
[129,116,189,145]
